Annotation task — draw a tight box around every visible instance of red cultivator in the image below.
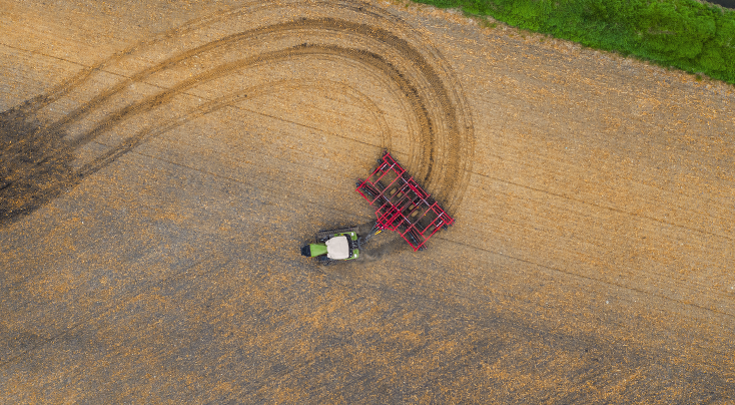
[357,151,454,251]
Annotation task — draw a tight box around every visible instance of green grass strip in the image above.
[412,0,735,85]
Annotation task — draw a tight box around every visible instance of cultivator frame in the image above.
[356,151,454,251]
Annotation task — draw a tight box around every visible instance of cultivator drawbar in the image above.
[356,151,454,251]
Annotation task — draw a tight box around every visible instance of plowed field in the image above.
[1,0,734,403]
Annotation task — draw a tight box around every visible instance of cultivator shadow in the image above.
[357,151,454,251]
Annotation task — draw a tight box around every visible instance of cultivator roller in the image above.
[356,151,454,251]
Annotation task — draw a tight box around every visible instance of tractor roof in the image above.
[326,235,350,260]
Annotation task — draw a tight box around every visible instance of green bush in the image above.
[412,0,735,84]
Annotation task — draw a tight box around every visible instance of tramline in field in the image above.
[301,151,454,263]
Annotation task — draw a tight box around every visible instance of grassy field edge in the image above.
[411,0,735,85]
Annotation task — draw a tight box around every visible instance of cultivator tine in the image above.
[356,151,454,251]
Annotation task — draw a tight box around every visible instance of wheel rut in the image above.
[0,1,474,226]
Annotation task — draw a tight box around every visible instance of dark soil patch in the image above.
[0,107,76,226]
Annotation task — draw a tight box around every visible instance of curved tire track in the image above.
[2,1,474,225]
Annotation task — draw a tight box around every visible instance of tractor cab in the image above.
[301,229,360,263]
[325,235,351,259]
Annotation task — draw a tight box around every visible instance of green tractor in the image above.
[300,226,380,264]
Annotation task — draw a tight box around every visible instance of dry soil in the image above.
[1,0,734,403]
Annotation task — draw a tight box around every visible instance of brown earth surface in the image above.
[1,0,735,403]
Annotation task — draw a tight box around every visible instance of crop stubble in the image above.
[1,0,734,403]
